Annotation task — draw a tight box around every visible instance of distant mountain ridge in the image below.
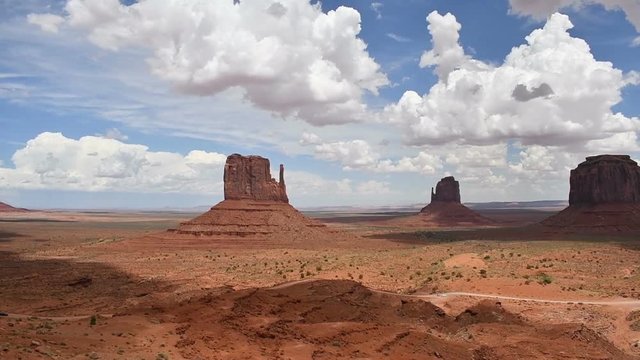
[300,200,567,213]
[465,200,567,210]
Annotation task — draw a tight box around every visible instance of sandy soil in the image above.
[1,209,639,359]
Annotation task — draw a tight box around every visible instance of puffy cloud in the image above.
[32,0,388,126]
[456,167,507,187]
[384,12,640,149]
[0,132,227,193]
[444,144,507,168]
[314,139,380,169]
[375,152,443,174]
[299,132,322,145]
[419,11,469,82]
[27,13,64,32]
[371,2,383,20]
[585,131,640,152]
[633,36,640,47]
[509,0,640,33]
[97,128,128,141]
[302,135,443,174]
[509,144,580,180]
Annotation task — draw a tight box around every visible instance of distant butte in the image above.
[390,176,494,228]
[0,201,28,213]
[165,154,326,239]
[543,155,640,231]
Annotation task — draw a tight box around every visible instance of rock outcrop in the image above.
[389,176,494,228]
[165,154,326,239]
[224,154,288,203]
[568,155,640,205]
[543,154,640,232]
[430,176,461,203]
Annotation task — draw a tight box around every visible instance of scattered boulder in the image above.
[543,154,640,231]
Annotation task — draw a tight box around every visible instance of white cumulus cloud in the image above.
[30,0,389,126]
[27,13,64,33]
[299,132,322,145]
[384,12,639,150]
[97,128,128,141]
[509,0,640,33]
[0,132,227,193]
[302,135,443,174]
[313,139,380,169]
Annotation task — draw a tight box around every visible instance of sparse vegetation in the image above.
[538,273,553,285]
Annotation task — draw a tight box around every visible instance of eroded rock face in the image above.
[223,154,289,203]
[569,155,640,205]
[430,176,461,203]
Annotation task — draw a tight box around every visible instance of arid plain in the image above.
[1,205,639,359]
[2,154,640,359]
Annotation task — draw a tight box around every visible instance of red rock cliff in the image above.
[430,176,461,203]
[223,154,289,203]
[569,155,640,205]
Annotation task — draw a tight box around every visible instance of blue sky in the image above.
[1,0,639,209]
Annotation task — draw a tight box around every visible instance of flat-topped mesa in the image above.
[223,154,289,203]
[569,155,640,205]
[430,176,461,203]
[542,154,640,232]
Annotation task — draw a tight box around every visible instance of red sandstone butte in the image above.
[224,154,288,203]
[166,154,325,238]
[389,176,494,228]
[568,155,640,205]
[543,155,640,231]
[429,176,461,203]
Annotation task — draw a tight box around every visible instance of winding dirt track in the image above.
[270,279,640,307]
[4,280,640,320]
[416,292,640,306]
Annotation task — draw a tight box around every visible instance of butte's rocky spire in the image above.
[430,176,461,203]
[223,154,288,203]
[543,154,640,231]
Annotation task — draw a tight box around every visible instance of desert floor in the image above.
[1,208,639,359]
